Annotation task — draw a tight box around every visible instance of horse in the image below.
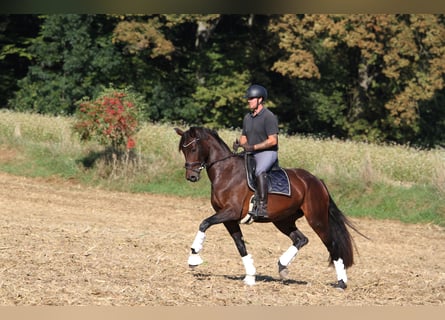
[175,126,363,288]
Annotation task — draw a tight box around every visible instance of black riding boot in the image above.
[255,173,269,218]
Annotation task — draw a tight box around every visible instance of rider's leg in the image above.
[253,151,277,219]
[255,172,268,217]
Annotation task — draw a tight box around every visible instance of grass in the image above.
[339,183,444,225]
[0,109,444,227]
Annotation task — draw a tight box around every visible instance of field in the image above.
[0,111,444,306]
[0,172,443,306]
[0,110,444,227]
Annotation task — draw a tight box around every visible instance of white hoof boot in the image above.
[243,274,256,286]
[242,254,256,285]
[188,253,203,268]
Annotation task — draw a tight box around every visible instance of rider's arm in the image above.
[253,134,277,151]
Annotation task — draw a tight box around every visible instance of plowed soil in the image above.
[0,172,443,306]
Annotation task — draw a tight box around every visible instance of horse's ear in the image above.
[174,128,184,136]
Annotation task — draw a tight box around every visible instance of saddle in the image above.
[245,153,291,197]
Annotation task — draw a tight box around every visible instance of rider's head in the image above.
[244,84,267,103]
[244,84,267,112]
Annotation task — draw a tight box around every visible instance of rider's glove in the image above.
[241,143,254,152]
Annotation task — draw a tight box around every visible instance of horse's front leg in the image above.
[187,212,257,286]
[187,211,234,268]
[188,229,206,267]
[224,221,256,286]
[188,225,210,268]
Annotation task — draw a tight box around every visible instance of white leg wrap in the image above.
[279,245,299,267]
[242,254,256,275]
[242,254,256,285]
[191,231,206,253]
[333,258,348,283]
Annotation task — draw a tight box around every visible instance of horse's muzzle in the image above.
[186,173,200,182]
[184,162,204,182]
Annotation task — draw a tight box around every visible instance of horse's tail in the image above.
[327,193,355,268]
[322,181,367,269]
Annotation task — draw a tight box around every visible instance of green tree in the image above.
[269,14,445,145]
[4,14,444,147]
[9,14,127,115]
[0,15,41,108]
[112,14,278,128]
[190,15,266,128]
[112,14,197,123]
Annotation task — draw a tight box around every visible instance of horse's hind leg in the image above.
[273,214,308,280]
[303,191,350,290]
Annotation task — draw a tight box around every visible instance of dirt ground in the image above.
[0,172,443,306]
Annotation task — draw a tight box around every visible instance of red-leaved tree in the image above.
[74,88,141,152]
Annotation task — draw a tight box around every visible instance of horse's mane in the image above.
[178,127,231,152]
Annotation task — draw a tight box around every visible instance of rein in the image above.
[206,154,236,169]
[184,154,236,173]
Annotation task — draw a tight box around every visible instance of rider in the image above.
[236,84,279,219]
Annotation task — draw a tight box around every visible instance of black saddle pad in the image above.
[245,154,291,197]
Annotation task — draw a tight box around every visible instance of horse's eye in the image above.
[191,148,197,152]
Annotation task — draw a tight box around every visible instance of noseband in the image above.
[184,161,206,173]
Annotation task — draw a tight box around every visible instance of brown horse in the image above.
[175,126,363,288]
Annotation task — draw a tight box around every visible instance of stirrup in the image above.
[248,195,257,215]
[253,202,268,220]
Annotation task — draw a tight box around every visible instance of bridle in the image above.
[181,138,204,174]
[182,137,236,174]
[184,161,207,174]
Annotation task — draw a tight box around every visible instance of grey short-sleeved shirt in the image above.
[242,108,279,151]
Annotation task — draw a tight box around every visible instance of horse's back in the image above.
[284,167,320,183]
[284,167,329,199]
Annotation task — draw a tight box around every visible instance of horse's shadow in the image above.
[192,271,307,285]
[77,150,103,169]
[77,148,139,169]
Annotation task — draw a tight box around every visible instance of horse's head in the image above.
[175,127,210,182]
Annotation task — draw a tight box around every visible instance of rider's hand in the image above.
[241,143,254,152]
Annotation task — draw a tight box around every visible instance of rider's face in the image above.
[247,97,261,110]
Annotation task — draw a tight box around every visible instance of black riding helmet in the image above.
[244,84,268,101]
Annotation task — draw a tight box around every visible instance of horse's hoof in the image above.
[278,262,289,280]
[243,275,256,286]
[333,279,347,290]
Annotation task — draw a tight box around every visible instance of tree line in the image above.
[1,14,444,147]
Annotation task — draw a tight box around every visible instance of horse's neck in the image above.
[206,139,230,163]
[205,141,241,178]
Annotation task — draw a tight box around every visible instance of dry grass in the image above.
[0,110,76,147]
[433,157,445,194]
[1,110,443,193]
[0,111,443,227]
